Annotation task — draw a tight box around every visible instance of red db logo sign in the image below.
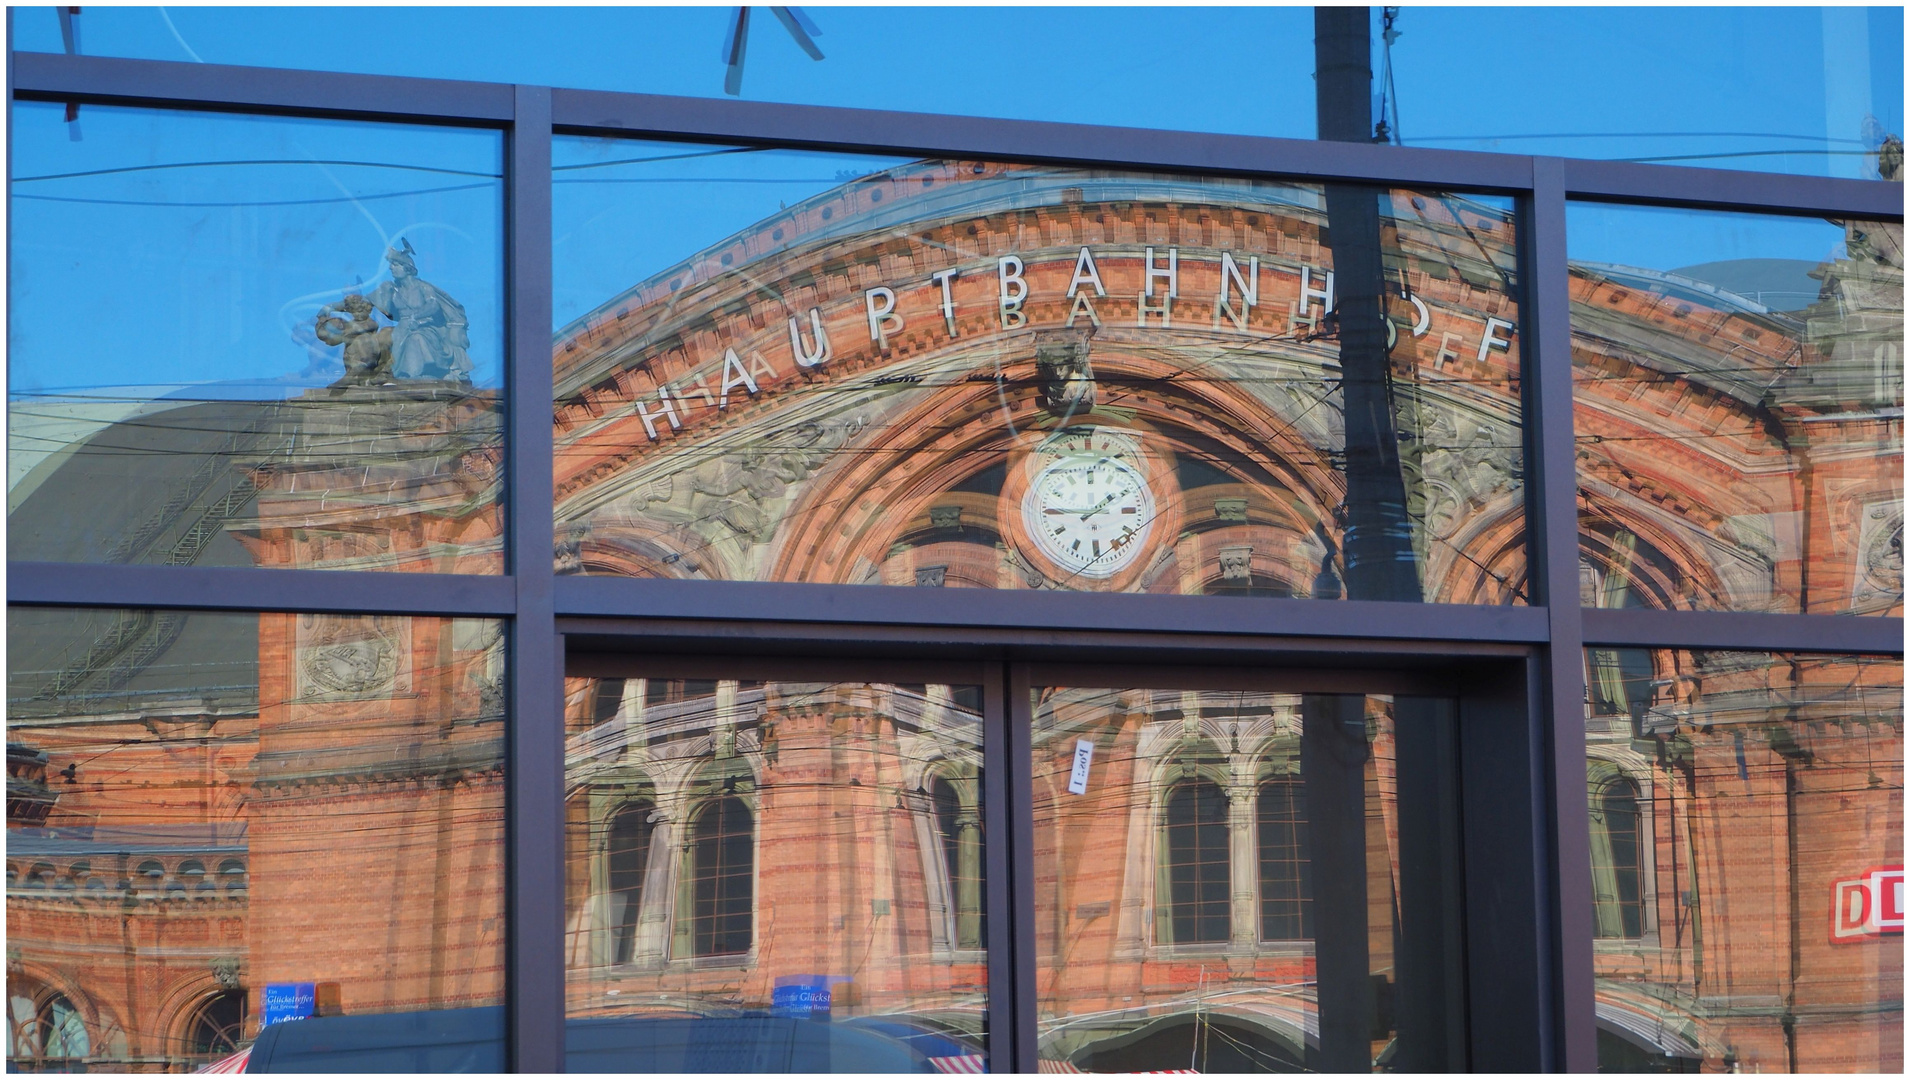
[1830,865,1904,942]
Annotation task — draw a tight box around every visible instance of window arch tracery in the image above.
[1158,780,1231,945]
[1256,775,1312,941]
[606,799,657,965]
[1588,771,1648,939]
[685,796,754,958]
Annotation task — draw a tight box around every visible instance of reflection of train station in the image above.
[5,29,1902,1074]
[551,161,1528,604]
[8,610,506,1072]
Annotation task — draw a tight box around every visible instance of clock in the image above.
[1019,428,1157,580]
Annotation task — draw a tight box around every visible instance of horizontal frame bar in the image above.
[1581,608,1905,655]
[555,616,1535,671]
[1562,157,1903,220]
[6,562,517,617]
[11,563,1897,660]
[566,651,991,687]
[8,51,1901,219]
[554,576,1549,644]
[1020,660,1466,696]
[11,51,513,122]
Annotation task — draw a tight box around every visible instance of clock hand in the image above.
[1078,489,1125,520]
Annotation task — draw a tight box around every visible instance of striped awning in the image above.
[196,1047,252,1074]
[929,1054,988,1073]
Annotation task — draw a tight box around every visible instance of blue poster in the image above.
[770,975,836,1017]
[261,982,316,1026]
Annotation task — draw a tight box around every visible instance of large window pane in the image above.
[1030,686,1466,1072]
[1581,649,1903,1073]
[5,608,507,1073]
[554,140,1527,604]
[1391,7,1903,179]
[563,676,988,1073]
[1569,204,1903,616]
[8,103,505,574]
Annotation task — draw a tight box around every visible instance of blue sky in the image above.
[9,102,504,396]
[14,5,1902,176]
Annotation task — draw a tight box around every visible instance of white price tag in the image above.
[1067,738,1094,795]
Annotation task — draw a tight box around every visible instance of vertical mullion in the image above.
[1526,156,1598,1073]
[506,83,562,1074]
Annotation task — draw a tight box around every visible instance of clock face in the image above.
[1021,450,1156,579]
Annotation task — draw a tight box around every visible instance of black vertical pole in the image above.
[506,83,563,1073]
[1315,7,1421,603]
[1391,696,1468,1071]
[1313,7,1372,144]
[1003,664,1038,1073]
[1302,694,1375,1072]
[982,661,1019,1073]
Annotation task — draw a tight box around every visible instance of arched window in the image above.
[187,990,246,1062]
[592,679,626,726]
[931,774,985,949]
[690,797,753,957]
[7,987,89,1068]
[1590,776,1646,939]
[1257,777,1312,940]
[218,859,247,895]
[607,801,655,964]
[1161,781,1231,945]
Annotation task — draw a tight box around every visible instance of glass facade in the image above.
[1569,204,1903,616]
[8,103,506,574]
[5,608,507,1071]
[1029,687,1465,1073]
[1582,649,1902,1073]
[6,10,1902,1076]
[554,142,1525,602]
[562,675,988,1072]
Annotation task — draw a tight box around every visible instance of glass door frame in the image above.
[564,633,1545,1073]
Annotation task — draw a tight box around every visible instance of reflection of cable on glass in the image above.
[155,7,207,63]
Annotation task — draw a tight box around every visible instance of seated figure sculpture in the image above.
[370,238,472,382]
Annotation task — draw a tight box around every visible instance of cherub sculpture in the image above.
[315,294,394,385]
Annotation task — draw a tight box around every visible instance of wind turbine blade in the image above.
[784,6,821,37]
[771,7,825,60]
[722,6,750,96]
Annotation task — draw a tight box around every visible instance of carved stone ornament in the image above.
[915,565,948,588]
[297,614,410,700]
[1856,500,1905,608]
[1034,329,1096,412]
[1218,544,1254,583]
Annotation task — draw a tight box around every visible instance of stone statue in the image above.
[366,239,472,382]
[1035,329,1096,413]
[315,294,394,385]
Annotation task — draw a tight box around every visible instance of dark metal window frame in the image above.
[6,50,1902,1074]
